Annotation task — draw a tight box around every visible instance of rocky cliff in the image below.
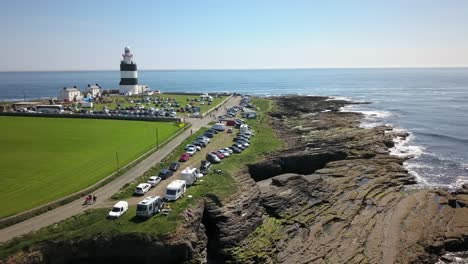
[3,96,468,264]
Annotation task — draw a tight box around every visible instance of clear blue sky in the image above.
[2,0,468,71]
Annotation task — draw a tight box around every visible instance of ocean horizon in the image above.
[1,68,467,189]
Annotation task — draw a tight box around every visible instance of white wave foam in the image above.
[326,96,353,101]
[389,133,425,159]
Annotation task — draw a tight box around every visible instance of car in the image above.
[147,176,162,187]
[204,132,214,138]
[159,169,174,179]
[179,153,190,162]
[192,141,206,148]
[206,153,221,163]
[200,160,211,175]
[235,140,250,147]
[186,147,197,156]
[108,201,129,219]
[134,183,151,195]
[169,162,181,171]
[218,149,231,157]
[185,144,201,151]
[197,136,210,143]
[234,137,250,143]
[212,151,225,159]
[227,128,233,133]
[223,147,234,154]
[229,146,242,153]
[207,129,219,134]
[233,143,246,150]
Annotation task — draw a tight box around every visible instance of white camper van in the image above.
[240,124,249,134]
[136,196,165,218]
[165,180,187,201]
[181,167,201,186]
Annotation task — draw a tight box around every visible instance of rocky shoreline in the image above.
[3,95,468,264]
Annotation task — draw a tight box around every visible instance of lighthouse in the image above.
[119,46,147,95]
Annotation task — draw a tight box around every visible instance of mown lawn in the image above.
[0,97,283,260]
[0,117,180,218]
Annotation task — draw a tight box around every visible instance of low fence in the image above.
[0,112,180,122]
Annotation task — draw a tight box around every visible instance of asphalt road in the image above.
[0,96,240,243]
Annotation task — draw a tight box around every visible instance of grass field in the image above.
[0,116,181,218]
[0,98,283,259]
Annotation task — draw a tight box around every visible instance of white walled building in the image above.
[58,87,83,102]
[86,84,101,98]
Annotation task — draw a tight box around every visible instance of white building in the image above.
[119,46,149,95]
[58,87,83,102]
[86,84,101,98]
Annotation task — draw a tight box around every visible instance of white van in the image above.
[240,124,249,133]
[108,201,128,219]
[212,123,225,132]
[165,180,187,201]
[136,196,165,218]
[181,167,201,186]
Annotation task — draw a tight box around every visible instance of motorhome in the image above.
[165,180,187,201]
[136,196,165,218]
[36,105,64,113]
[181,167,200,186]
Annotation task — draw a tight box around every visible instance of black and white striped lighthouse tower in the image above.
[119,46,140,95]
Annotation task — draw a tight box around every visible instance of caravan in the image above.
[165,180,187,201]
[136,196,165,218]
[181,167,201,186]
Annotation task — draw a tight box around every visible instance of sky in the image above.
[2,0,468,71]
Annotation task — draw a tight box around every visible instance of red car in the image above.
[212,151,225,159]
[226,120,236,126]
[179,153,190,162]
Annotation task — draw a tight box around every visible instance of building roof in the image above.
[62,87,80,92]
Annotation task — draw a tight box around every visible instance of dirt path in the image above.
[0,96,240,243]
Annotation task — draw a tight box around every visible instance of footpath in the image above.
[0,96,240,243]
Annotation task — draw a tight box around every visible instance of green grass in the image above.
[0,97,283,259]
[91,94,226,115]
[0,117,181,218]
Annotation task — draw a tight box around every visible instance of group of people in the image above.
[84,194,97,205]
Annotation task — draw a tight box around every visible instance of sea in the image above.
[1,68,467,189]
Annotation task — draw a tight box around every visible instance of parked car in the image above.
[169,162,181,171]
[227,128,233,133]
[186,147,197,156]
[108,201,129,219]
[233,143,246,150]
[204,132,214,138]
[229,146,242,153]
[147,176,162,187]
[223,147,234,154]
[179,153,191,162]
[185,144,201,151]
[206,153,221,163]
[192,141,206,148]
[207,129,218,134]
[235,140,250,147]
[212,151,225,159]
[200,160,211,175]
[196,136,210,143]
[218,149,231,157]
[134,183,151,195]
[159,169,174,179]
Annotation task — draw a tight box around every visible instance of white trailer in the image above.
[136,196,165,218]
[165,180,187,201]
[181,167,198,186]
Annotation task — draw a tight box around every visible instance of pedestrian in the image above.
[191,129,193,135]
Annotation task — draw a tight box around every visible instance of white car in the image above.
[218,149,231,157]
[223,147,234,154]
[186,147,197,156]
[147,176,162,187]
[108,201,128,219]
[185,144,201,151]
[134,183,151,195]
